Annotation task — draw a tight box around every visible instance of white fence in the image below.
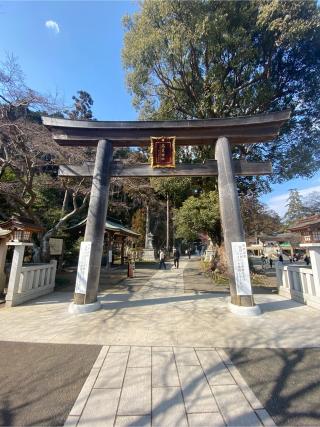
[276,264,320,310]
[6,260,57,307]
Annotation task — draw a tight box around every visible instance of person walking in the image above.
[279,254,283,264]
[304,255,310,266]
[173,248,180,269]
[159,249,166,270]
[187,248,191,259]
[269,257,273,268]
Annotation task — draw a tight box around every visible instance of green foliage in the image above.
[150,176,192,206]
[283,188,320,225]
[123,0,320,184]
[68,90,94,120]
[32,177,64,228]
[283,188,306,225]
[175,191,220,242]
[240,193,282,236]
[1,167,16,182]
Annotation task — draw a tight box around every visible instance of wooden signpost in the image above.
[43,111,290,315]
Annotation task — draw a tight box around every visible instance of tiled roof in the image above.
[289,215,320,231]
[67,217,140,237]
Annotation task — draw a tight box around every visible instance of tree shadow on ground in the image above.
[226,348,320,426]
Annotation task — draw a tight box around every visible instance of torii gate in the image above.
[43,110,290,315]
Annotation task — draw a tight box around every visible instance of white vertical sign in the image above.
[231,242,252,295]
[75,242,92,294]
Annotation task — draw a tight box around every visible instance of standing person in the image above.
[173,248,180,269]
[269,257,273,268]
[159,249,166,270]
[187,248,191,259]
[304,255,310,266]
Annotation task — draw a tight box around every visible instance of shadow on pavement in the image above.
[225,348,320,426]
[259,299,304,313]
[0,341,101,426]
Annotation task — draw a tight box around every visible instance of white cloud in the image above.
[266,184,320,217]
[45,20,60,34]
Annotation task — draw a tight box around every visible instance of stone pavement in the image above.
[65,345,274,427]
[1,258,320,348]
[1,257,320,426]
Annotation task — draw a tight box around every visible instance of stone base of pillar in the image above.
[142,249,156,261]
[228,300,261,316]
[68,300,101,314]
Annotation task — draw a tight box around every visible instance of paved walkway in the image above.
[1,257,320,426]
[1,258,320,348]
[65,345,273,427]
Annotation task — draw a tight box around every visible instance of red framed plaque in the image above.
[150,136,176,168]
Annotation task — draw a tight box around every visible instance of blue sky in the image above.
[1,0,319,217]
[0,1,139,120]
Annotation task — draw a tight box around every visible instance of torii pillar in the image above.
[216,137,261,315]
[69,139,113,313]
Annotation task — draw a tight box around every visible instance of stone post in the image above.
[71,139,113,314]
[215,137,259,314]
[205,237,215,261]
[6,242,33,304]
[300,243,320,296]
[143,232,156,261]
[0,237,9,294]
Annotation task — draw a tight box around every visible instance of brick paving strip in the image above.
[65,345,276,427]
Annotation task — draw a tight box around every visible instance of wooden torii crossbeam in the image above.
[58,160,272,178]
[43,110,290,315]
[43,110,289,146]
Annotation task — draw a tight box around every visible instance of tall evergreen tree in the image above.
[123,0,320,188]
[283,189,306,225]
[68,90,94,120]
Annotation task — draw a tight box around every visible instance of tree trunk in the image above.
[61,189,69,214]
[39,192,89,262]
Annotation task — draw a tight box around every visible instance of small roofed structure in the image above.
[0,216,44,242]
[0,217,44,296]
[104,219,141,239]
[289,215,320,244]
[69,218,140,265]
[105,219,141,265]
